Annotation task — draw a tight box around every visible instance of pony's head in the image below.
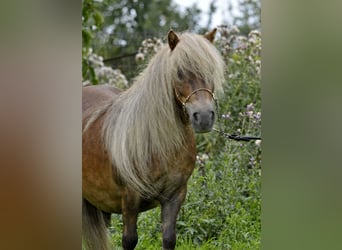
[167,29,225,133]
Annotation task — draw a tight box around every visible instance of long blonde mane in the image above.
[91,31,225,196]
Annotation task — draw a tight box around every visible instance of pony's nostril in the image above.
[193,112,200,122]
[210,111,215,120]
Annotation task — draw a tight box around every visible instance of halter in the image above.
[174,87,216,112]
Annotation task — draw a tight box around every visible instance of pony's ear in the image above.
[204,28,217,43]
[168,30,179,51]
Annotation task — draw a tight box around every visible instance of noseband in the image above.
[174,87,216,113]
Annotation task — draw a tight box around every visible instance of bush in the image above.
[184,26,261,249]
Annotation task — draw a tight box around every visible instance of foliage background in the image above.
[82,0,261,249]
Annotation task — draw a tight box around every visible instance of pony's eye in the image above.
[177,70,184,80]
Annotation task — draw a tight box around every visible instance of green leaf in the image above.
[82,29,93,48]
[93,10,104,27]
[89,67,98,85]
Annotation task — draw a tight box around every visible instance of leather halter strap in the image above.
[174,88,216,107]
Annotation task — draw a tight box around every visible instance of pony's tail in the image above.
[82,199,112,250]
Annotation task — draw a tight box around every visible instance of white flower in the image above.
[254,112,261,120]
[247,111,254,118]
[222,112,231,120]
[230,26,240,34]
[247,103,255,111]
[249,30,261,37]
[201,154,209,161]
[135,53,145,62]
[82,80,91,86]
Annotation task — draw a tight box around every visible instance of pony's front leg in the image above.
[122,190,140,250]
[160,187,187,250]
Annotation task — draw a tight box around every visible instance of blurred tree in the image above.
[83,0,202,80]
[92,0,202,58]
[231,0,260,35]
[82,0,261,82]
[82,0,105,83]
[206,0,217,30]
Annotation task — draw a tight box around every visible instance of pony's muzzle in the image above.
[177,87,217,133]
[188,106,215,133]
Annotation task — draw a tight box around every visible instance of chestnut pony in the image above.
[82,29,225,250]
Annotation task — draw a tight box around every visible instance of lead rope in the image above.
[213,99,261,142]
[213,128,261,142]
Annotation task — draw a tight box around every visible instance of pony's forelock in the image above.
[170,32,225,93]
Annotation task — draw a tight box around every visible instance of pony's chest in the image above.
[154,160,196,195]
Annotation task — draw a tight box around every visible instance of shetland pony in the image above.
[82,29,225,250]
